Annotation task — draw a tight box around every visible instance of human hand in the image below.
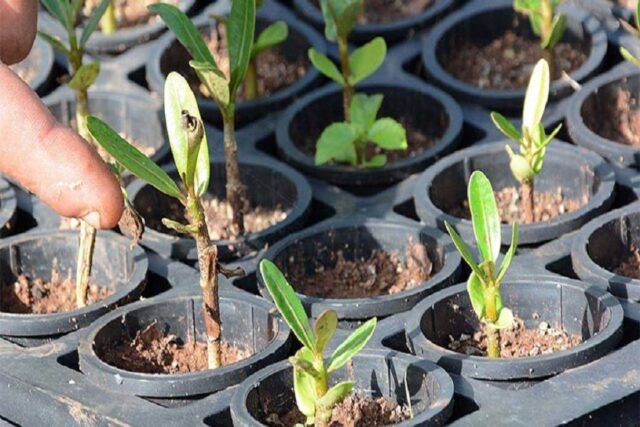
[0,0,123,229]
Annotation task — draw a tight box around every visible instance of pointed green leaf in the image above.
[541,14,566,49]
[190,60,230,107]
[315,122,358,166]
[68,62,100,91]
[490,307,514,330]
[327,317,376,372]
[367,117,407,150]
[468,171,501,264]
[294,367,317,417]
[227,0,256,96]
[350,93,383,133]
[543,122,562,146]
[308,48,345,85]
[37,32,70,56]
[81,0,111,47]
[467,271,485,319]
[40,0,71,32]
[87,116,183,200]
[260,260,316,351]
[620,47,640,68]
[444,221,486,280]
[497,222,518,283]
[348,37,386,84]
[490,112,522,142]
[317,381,354,409]
[251,21,288,58]
[333,0,362,38]
[522,59,550,132]
[314,310,338,354]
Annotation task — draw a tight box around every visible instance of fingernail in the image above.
[81,211,101,229]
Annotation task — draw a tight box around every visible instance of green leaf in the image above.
[319,0,363,41]
[259,260,316,351]
[308,48,345,85]
[37,32,70,56]
[190,60,230,107]
[443,221,485,280]
[227,0,256,96]
[467,272,485,319]
[350,94,383,133]
[348,37,386,84]
[317,381,354,409]
[367,118,407,150]
[362,154,387,168]
[315,122,357,166]
[490,112,522,142]
[490,307,514,330]
[164,72,210,196]
[542,13,566,49]
[543,122,562,146]
[620,47,640,68]
[468,171,501,264]
[522,59,550,133]
[327,317,376,372]
[68,62,100,91]
[161,218,198,234]
[497,222,519,283]
[81,0,111,47]
[251,21,288,59]
[87,116,183,200]
[40,0,71,33]
[509,153,535,182]
[293,348,317,418]
[314,310,338,354]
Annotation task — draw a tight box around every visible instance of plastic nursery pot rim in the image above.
[146,3,325,126]
[0,176,17,236]
[292,0,454,43]
[275,80,463,187]
[567,65,640,167]
[571,203,640,302]
[405,276,624,380]
[422,0,607,110]
[0,230,148,337]
[256,217,462,319]
[78,291,291,398]
[229,348,455,426]
[126,157,312,261]
[412,140,616,245]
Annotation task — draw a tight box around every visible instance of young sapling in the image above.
[308,0,407,168]
[444,171,519,358]
[514,0,566,77]
[619,2,640,67]
[260,260,377,426]
[88,72,242,369]
[490,59,561,223]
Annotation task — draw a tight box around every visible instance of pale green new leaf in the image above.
[317,381,354,409]
[315,122,357,166]
[251,21,288,58]
[68,62,100,91]
[227,0,256,96]
[308,49,345,85]
[542,14,566,49]
[468,171,501,264]
[490,112,522,142]
[490,307,514,330]
[350,93,383,133]
[348,37,386,84]
[190,60,230,107]
[467,271,486,320]
[327,317,376,372]
[293,348,317,417]
[509,153,536,182]
[362,154,387,168]
[367,118,407,150]
[496,222,519,283]
[444,221,485,280]
[522,59,550,132]
[314,310,338,354]
[81,0,111,47]
[620,47,640,68]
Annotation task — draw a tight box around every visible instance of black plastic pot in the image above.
[413,141,616,246]
[146,0,325,128]
[275,81,463,188]
[257,218,461,321]
[567,65,640,168]
[9,36,55,96]
[405,275,624,381]
[572,203,640,302]
[292,0,454,45]
[79,291,291,398]
[39,0,196,55]
[127,157,312,262]
[422,0,607,112]
[0,230,148,344]
[230,349,455,426]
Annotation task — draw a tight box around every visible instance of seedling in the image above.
[99,1,116,34]
[88,73,243,369]
[619,2,640,66]
[259,260,377,426]
[38,0,111,309]
[444,171,519,358]
[514,0,566,76]
[490,59,561,223]
[309,0,407,168]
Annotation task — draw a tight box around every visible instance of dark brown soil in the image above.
[100,322,249,374]
[448,317,583,358]
[613,247,640,279]
[265,393,410,427]
[0,264,111,314]
[441,30,587,90]
[583,88,640,147]
[450,186,587,225]
[314,0,433,25]
[284,239,433,299]
[83,0,180,30]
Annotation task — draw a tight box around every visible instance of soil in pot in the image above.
[450,186,587,224]
[582,87,640,147]
[612,247,640,279]
[283,238,433,298]
[82,0,180,29]
[448,316,582,358]
[440,21,587,90]
[312,0,434,25]
[262,392,410,427]
[100,322,250,374]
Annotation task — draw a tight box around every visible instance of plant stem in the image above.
[222,106,247,236]
[99,1,117,35]
[314,358,330,427]
[188,195,222,369]
[521,179,535,224]
[244,59,259,100]
[484,286,501,358]
[541,0,555,78]
[337,37,353,122]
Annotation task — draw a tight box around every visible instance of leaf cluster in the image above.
[259,260,377,425]
[490,59,560,184]
[444,171,517,329]
[318,0,362,42]
[514,0,566,49]
[620,2,640,67]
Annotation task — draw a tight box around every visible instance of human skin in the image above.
[0,0,123,229]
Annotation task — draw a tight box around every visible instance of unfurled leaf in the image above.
[468,171,501,264]
[87,117,183,200]
[260,260,316,351]
[68,62,100,91]
[327,317,376,372]
[348,37,386,84]
[190,60,230,107]
[467,272,485,319]
[350,93,383,133]
[81,0,111,47]
[227,0,256,96]
[294,367,317,417]
[314,310,338,354]
[38,32,70,56]
[308,49,345,85]
[315,122,357,166]
[252,21,288,58]
[40,0,71,33]
[362,154,387,168]
[490,112,521,142]
[522,59,550,132]
[497,223,519,283]
[444,221,485,280]
[542,14,566,49]
[317,381,354,409]
[490,307,514,329]
[367,118,407,150]
[319,0,363,41]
